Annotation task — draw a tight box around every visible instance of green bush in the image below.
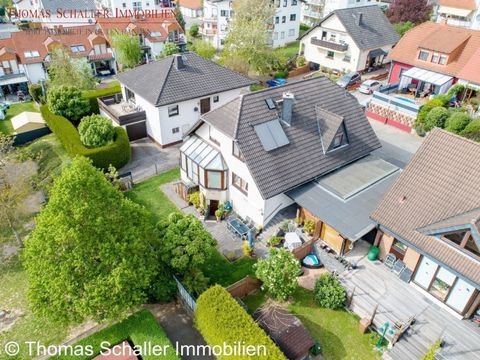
[196,285,286,360]
[41,105,131,169]
[415,123,426,137]
[147,267,177,303]
[445,112,472,134]
[28,83,43,103]
[274,71,289,79]
[78,114,115,147]
[268,236,282,247]
[83,82,122,114]
[304,219,315,234]
[417,96,449,125]
[424,106,449,131]
[314,273,346,309]
[47,85,91,122]
[189,23,199,38]
[422,340,442,360]
[461,119,480,142]
[188,191,201,208]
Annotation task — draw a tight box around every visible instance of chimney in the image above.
[174,54,185,69]
[281,92,295,126]
[357,12,363,26]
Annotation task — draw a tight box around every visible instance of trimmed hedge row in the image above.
[41,105,131,169]
[83,82,122,114]
[196,285,286,360]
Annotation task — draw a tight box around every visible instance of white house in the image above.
[435,0,480,30]
[179,76,389,234]
[104,52,255,143]
[299,5,399,73]
[201,0,301,49]
[178,0,203,18]
[98,0,174,15]
[301,0,391,27]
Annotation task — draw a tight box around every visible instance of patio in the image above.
[334,240,480,360]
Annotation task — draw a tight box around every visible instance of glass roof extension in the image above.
[180,136,228,171]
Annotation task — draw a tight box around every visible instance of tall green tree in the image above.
[156,213,216,295]
[222,0,276,74]
[192,39,216,60]
[175,2,185,30]
[47,85,91,122]
[254,248,301,301]
[111,31,142,70]
[48,46,96,90]
[24,157,158,324]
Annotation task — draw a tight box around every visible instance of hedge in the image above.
[41,105,131,169]
[83,82,122,114]
[51,310,179,360]
[196,285,286,360]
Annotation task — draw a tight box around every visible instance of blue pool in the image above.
[395,96,418,105]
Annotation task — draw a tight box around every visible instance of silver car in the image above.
[359,80,382,94]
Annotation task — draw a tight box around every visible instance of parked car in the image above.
[336,72,361,89]
[0,102,9,112]
[266,78,287,87]
[359,80,382,94]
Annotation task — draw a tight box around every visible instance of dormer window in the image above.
[333,133,344,148]
[418,50,429,61]
[439,54,447,65]
[431,53,439,63]
[24,51,40,58]
[441,231,480,258]
[70,45,86,53]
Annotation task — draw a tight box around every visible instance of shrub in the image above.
[83,82,122,114]
[147,265,177,303]
[254,248,300,300]
[28,83,43,103]
[304,219,315,234]
[415,123,426,137]
[461,119,480,142]
[424,106,449,131]
[41,105,131,169]
[78,114,115,148]
[274,70,288,79]
[422,340,442,360]
[188,191,201,208]
[417,97,449,125]
[47,85,91,122]
[445,112,472,134]
[314,273,346,309]
[268,235,282,247]
[196,285,286,360]
[189,23,199,38]
[296,55,306,67]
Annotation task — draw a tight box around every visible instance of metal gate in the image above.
[174,276,196,315]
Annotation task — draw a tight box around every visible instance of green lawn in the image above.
[243,289,267,313]
[126,169,256,287]
[274,41,300,60]
[125,168,180,223]
[0,101,39,135]
[52,310,179,360]
[289,288,382,360]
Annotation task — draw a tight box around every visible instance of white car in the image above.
[358,80,382,94]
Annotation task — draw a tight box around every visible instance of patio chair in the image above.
[399,267,413,283]
[392,259,406,276]
[384,253,396,269]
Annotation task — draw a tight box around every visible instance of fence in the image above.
[292,239,315,260]
[226,276,262,299]
[174,275,196,315]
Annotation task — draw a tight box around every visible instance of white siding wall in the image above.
[24,63,47,84]
[272,0,301,48]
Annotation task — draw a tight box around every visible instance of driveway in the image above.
[120,138,180,182]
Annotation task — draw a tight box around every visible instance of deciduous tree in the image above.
[254,248,300,301]
[387,0,431,24]
[48,46,96,90]
[111,31,143,70]
[78,114,115,148]
[192,39,216,60]
[24,157,158,323]
[47,85,91,122]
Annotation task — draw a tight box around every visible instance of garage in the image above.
[126,121,147,141]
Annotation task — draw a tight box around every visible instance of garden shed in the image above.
[11,111,50,145]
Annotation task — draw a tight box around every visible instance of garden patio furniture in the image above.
[226,218,250,239]
[284,232,302,251]
[392,259,406,276]
[384,253,396,269]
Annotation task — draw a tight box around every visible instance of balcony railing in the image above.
[98,94,146,126]
[200,27,218,36]
[311,37,348,52]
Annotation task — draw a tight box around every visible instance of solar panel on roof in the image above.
[265,98,276,110]
[254,119,290,152]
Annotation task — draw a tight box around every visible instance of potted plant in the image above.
[215,208,224,222]
[268,235,282,247]
[242,241,253,257]
[304,219,315,235]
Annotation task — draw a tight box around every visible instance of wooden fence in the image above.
[226,276,262,299]
[292,239,315,260]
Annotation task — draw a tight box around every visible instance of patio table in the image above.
[227,218,250,239]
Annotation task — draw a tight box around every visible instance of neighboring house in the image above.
[435,0,480,30]
[98,0,174,15]
[103,52,255,143]
[301,0,392,27]
[299,6,399,73]
[388,22,480,95]
[97,16,185,59]
[178,0,203,18]
[13,0,97,27]
[180,76,391,248]
[371,129,480,319]
[201,0,301,49]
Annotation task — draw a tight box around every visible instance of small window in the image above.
[326,51,334,59]
[275,16,279,24]
[333,133,343,148]
[288,29,295,37]
[283,0,287,6]
[418,50,429,61]
[290,14,296,21]
[213,95,219,103]
[431,53,439,63]
[172,127,180,134]
[392,240,407,255]
[232,172,248,194]
[122,2,126,7]
[220,10,228,16]
[439,54,447,65]
[168,105,179,117]
[70,45,86,53]
[292,0,298,4]
[276,0,280,7]
[280,31,285,39]
[232,141,244,161]
[282,16,286,23]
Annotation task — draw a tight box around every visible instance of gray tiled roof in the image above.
[301,5,400,50]
[41,0,95,11]
[316,106,344,152]
[371,129,480,287]
[116,52,255,107]
[194,76,381,199]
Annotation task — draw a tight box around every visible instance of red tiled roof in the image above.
[457,47,480,84]
[390,22,480,80]
[438,0,477,10]
[371,129,480,286]
[178,0,202,9]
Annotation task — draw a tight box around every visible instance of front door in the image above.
[209,200,219,217]
[200,97,211,114]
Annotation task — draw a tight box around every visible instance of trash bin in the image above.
[368,246,380,261]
